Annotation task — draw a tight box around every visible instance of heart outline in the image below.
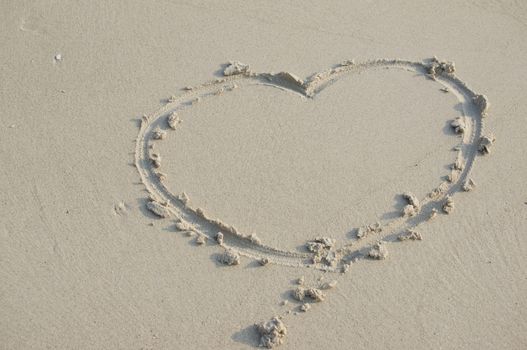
[135,58,491,271]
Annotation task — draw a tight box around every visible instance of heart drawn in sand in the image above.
[135,58,493,272]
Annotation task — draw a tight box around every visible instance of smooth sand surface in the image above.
[1,1,526,349]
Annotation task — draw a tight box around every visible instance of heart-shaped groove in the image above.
[135,58,492,271]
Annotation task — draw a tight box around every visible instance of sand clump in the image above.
[430,182,449,199]
[246,233,262,245]
[305,288,325,302]
[473,94,490,116]
[149,153,161,168]
[258,257,270,266]
[174,220,194,232]
[152,127,166,140]
[146,200,171,218]
[223,61,251,76]
[402,192,421,217]
[218,249,241,266]
[451,117,466,134]
[398,229,423,241]
[453,157,464,171]
[478,134,496,154]
[427,57,455,79]
[291,287,326,302]
[195,235,207,245]
[463,178,476,192]
[428,208,438,221]
[368,241,389,260]
[155,171,167,181]
[442,196,455,214]
[320,280,338,290]
[167,112,182,130]
[306,237,341,267]
[292,287,305,301]
[300,303,311,312]
[215,232,224,245]
[447,170,460,183]
[356,222,382,239]
[177,192,190,205]
[256,317,287,348]
[306,237,335,253]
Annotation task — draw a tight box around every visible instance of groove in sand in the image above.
[134,58,491,272]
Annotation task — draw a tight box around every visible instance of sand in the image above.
[1,1,527,349]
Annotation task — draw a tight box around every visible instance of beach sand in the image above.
[1,1,526,349]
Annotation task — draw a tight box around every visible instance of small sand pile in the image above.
[452,158,463,171]
[256,317,287,349]
[306,237,340,267]
[155,171,167,181]
[450,117,466,134]
[320,280,338,290]
[174,220,194,232]
[167,112,181,130]
[146,200,170,218]
[427,57,455,78]
[463,178,476,192]
[218,249,240,266]
[473,94,490,115]
[428,208,438,221]
[152,127,166,140]
[258,257,269,266]
[447,169,460,183]
[246,233,262,244]
[442,196,455,214]
[291,287,326,302]
[215,232,224,245]
[368,241,388,260]
[177,192,190,205]
[398,229,423,241]
[223,61,251,76]
[150,153,161,168]
[195,235,207,245]
[402,192,421,217]
[300,303,311,312]
[478,134,495,154]
[356,222,382,239]
[306,237,335,252]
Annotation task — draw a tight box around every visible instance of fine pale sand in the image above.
[1,1,527,349]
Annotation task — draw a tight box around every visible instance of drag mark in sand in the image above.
[134,58,494,348]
